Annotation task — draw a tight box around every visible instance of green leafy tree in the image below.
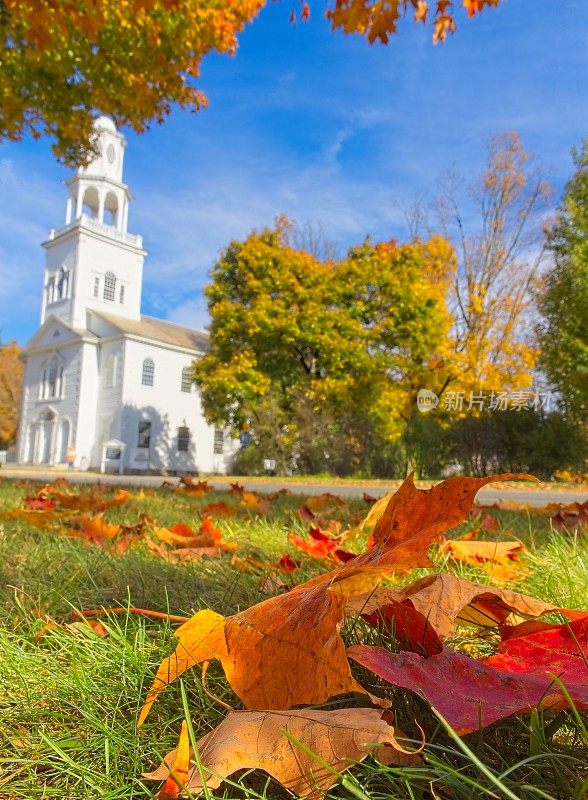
[537,141,588,423]
[193,218,454,465]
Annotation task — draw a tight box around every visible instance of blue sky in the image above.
[0,0,586,344]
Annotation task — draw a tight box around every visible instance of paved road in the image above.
[1,468,586,507]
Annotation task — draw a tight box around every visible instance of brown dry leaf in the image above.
[347,573,560,640]
[140,473,534,722]
[145,708,419,799]
[0,507,65,529]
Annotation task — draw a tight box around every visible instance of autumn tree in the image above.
[537,140,588,423]
[0,341,23,449]
[193,218,454,470]
[435,132,552,394]
[0,0,505,164]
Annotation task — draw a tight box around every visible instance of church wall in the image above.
[119,338,219,474]
[73,341,100,468]
[90,339,126,467]
[70,230,144,328]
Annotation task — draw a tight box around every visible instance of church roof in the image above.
[92,311,209,352]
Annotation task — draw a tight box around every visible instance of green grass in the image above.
[0,479,586,800]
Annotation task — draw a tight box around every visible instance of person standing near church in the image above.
[66,445,76,471]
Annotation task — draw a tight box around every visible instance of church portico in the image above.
[17,117,235,475]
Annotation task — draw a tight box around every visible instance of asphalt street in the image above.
[1,468,586,508]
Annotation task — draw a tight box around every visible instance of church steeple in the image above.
[64,116,130,232]
[40,117,146,329]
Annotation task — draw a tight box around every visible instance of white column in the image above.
[65,196,73,224]
[98,190,105,223]
[75,185,84,219]
[122,200,129,232]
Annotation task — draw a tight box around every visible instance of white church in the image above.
[16,117,232,474]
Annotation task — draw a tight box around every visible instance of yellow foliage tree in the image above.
[0,342,23,449]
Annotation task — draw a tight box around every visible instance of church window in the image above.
[119,285,125,304]
[213,428,224,455]
[177,426,190,452]
[57,267,69,300]
[141,358,154,386]
[103,271,116,301]
[104,354,116,388]
[137,420,151,449]
[181,366,192,393]
[93,276,100,297]
[41,356,63,399]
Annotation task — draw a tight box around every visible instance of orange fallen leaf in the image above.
[156,720,190,799]
[347,573,561,640]
[199,501,235,517]
[140,473,534,722]
[145,709,419,799]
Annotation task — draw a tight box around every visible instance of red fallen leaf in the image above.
[230,482,245,495]
[481,514,499,531]
[278,553,299,574]
[199,501,235,517]
[363,492,378,505]
[298,504,315,523]
[348,642,588,734]
[289,525,346,560]
[360,598,444,658]
[24,496,57,510]
[333,548,358,563]
[484,616,588,690]
[169,523,194,538]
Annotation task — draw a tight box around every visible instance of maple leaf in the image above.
[156,720,190,799]
[145,709,419,799]
[439,537,526,582]
[347,572,562,640]
[139,473,534,722]
[348,641,587,734]
[199,501,235,517]
[179,477,212,496]
[278,553,300,573]
[483,615,588,688]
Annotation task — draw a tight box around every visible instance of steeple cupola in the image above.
[64,116,130,232]
[40,117,146,329]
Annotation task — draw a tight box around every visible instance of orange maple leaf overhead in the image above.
[139,472,535,723]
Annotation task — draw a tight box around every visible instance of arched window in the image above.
[177,426,190,452]
[57,267,69,300]
[180,366,192,393]
[104,192,119,227]
[46,275,56,305]
[103,272,116,301]
[82,187,99,219]
[104,354,116,388]
[142,358,154,386]
[41,356,63,399]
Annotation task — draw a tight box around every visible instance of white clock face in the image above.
[106,144,115,164]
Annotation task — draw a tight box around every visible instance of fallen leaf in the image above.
[180,477,212,496]
[347,573,561,640]
[439,537,526,581]
[348,642,586,734]
[278,553,299,574]
[483,615,588,692]
[145,709,419,799]
[157,720,190,799]
[199,501,235,517]
[140,474,534,721]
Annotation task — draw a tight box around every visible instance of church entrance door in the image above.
[39,411,56,464]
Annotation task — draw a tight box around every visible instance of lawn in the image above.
[0,477,586,800]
